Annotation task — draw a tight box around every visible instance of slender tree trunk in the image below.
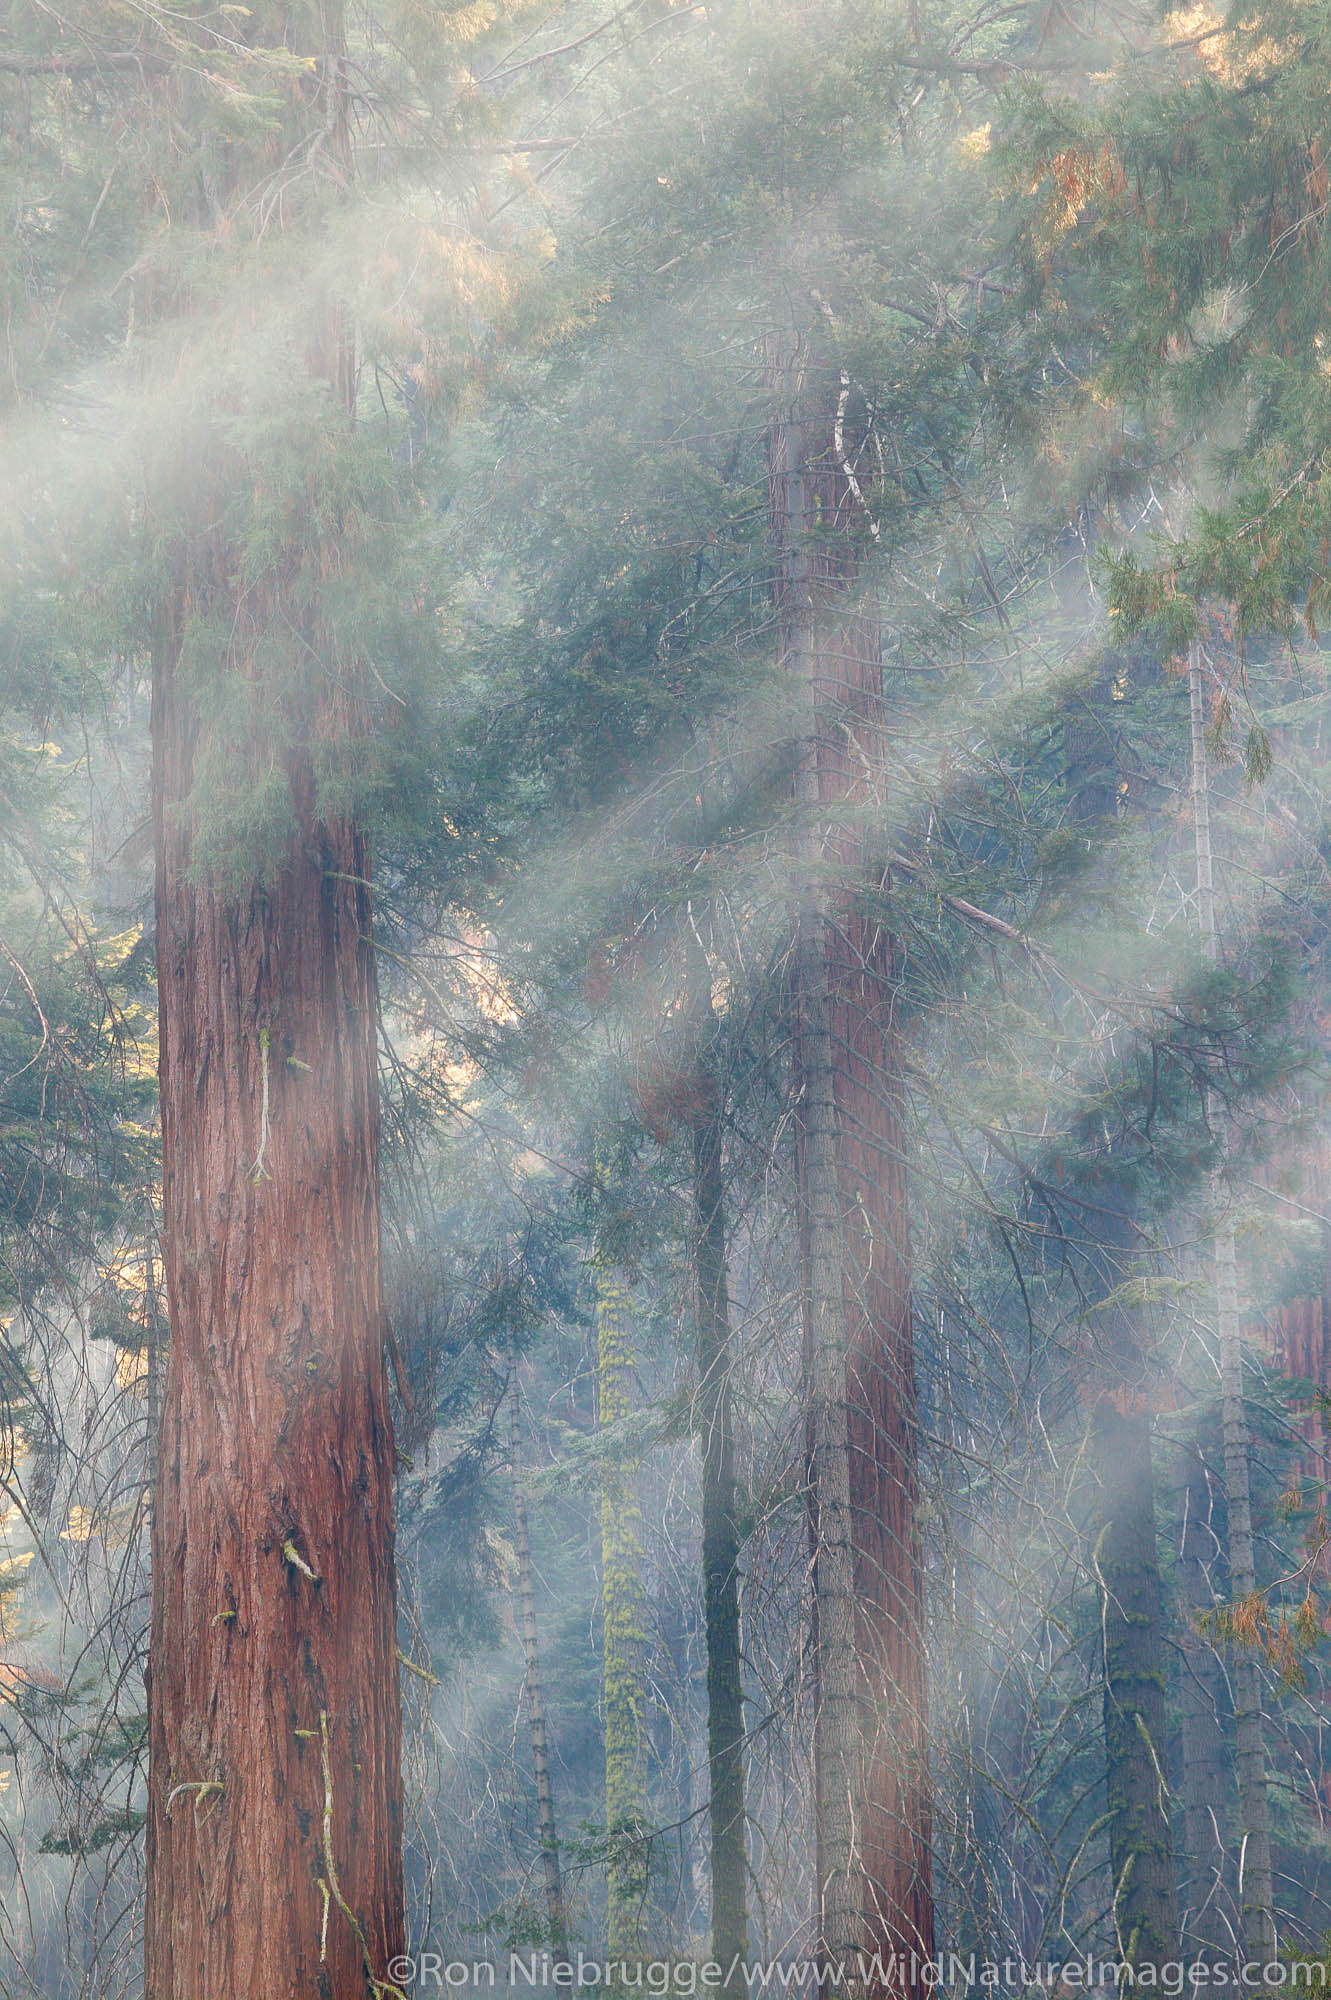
[597,1262,649,1958]
[145,603,405,1997]
[1092,1398,1179,1971]
[1064,650,1178,1973]
[1187,644,1275,1964]
[691,1040,748,1978]
[654,1585,702,1931]
[768,350,934,1999]
[511,1367,567,1950]
[1176,1439,1231,1957]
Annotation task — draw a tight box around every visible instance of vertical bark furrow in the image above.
[769,365,934,2000]
[147,627,404,1999]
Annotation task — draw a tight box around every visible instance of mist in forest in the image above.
[1,2,1331,1998]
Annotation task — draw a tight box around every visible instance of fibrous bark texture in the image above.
[768,359,934,2000]
[146,612,404,2000]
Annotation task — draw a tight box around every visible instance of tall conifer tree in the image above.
[142,7,406,1993]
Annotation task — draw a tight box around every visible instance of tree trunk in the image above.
[597,1262,649,1957]
[692,1054,747,1978]
[1187,644,1275,1964]
[1064,643,1178,1974]
[511,1368,567,1950]
[768,354,934,1999]
[145,602,405,1998]
[1092,1399,1179,1972]
[1176,1439,1231,1957]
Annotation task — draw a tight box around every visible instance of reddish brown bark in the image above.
[145,601,405,1999]
[837,925,934,1986]
[770,371,934,1999]
[1270,1295,1330,1487]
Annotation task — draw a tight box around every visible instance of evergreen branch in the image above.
[0,48,170,75]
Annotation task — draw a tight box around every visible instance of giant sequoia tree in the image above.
[141,12,406,1996]
[0,0,456,1987]
[11,0,1331,1983]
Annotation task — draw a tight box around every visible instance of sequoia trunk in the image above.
[769,365,934,1998]
[145,606,405,1999]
